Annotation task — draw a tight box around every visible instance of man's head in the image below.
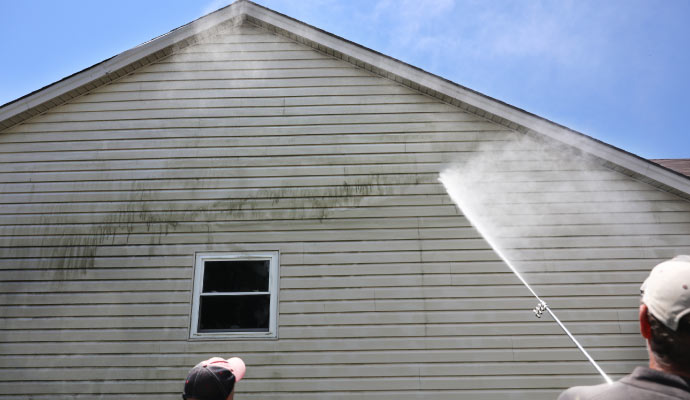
[639,255,690,374]
[182,357,246,400]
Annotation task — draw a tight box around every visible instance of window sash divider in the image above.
[200,292,270,296]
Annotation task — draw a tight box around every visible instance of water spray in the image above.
[439,172,613,384]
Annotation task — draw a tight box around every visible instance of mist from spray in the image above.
[439,134,614,384]
[440,169,542,299]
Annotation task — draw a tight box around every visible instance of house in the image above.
[1,1,689,399]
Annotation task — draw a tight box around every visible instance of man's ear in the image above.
[640,304,652,340]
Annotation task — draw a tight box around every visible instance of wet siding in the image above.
[1,23,690,400]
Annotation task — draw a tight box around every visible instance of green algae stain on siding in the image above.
[39,175,389,273]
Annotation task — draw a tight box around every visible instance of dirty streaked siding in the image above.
[1,23,690,400]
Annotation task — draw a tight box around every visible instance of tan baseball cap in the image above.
[641,255,690,331]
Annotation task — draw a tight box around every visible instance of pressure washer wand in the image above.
[438,174,613,384]
[534,300,613,384]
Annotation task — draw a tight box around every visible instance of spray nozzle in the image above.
[533,301,547,318]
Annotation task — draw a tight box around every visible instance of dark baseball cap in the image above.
[182,357,246,400]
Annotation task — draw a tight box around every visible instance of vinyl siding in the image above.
[1,22,689,400]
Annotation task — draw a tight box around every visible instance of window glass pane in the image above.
[198,295,270,332]
[203,260,269,292]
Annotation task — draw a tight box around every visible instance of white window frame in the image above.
[190,251,279,339]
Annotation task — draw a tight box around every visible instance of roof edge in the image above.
[0,1,249,130]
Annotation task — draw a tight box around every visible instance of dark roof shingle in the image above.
[651,159,690,177]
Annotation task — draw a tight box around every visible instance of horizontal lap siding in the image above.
[1,23,689,400]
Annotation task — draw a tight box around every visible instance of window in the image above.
[190,252,279,339]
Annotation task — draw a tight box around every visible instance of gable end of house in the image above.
[1,0,689,201]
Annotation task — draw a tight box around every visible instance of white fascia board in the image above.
[0,1,247,124]
[241,1,690,195]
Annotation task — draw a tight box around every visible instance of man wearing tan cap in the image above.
[182,357,246,400]
[558,255,690,399]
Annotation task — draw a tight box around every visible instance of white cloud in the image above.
[200,0,233,17]
[371,0,454,41]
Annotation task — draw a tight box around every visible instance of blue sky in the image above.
[1,0,688,159]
